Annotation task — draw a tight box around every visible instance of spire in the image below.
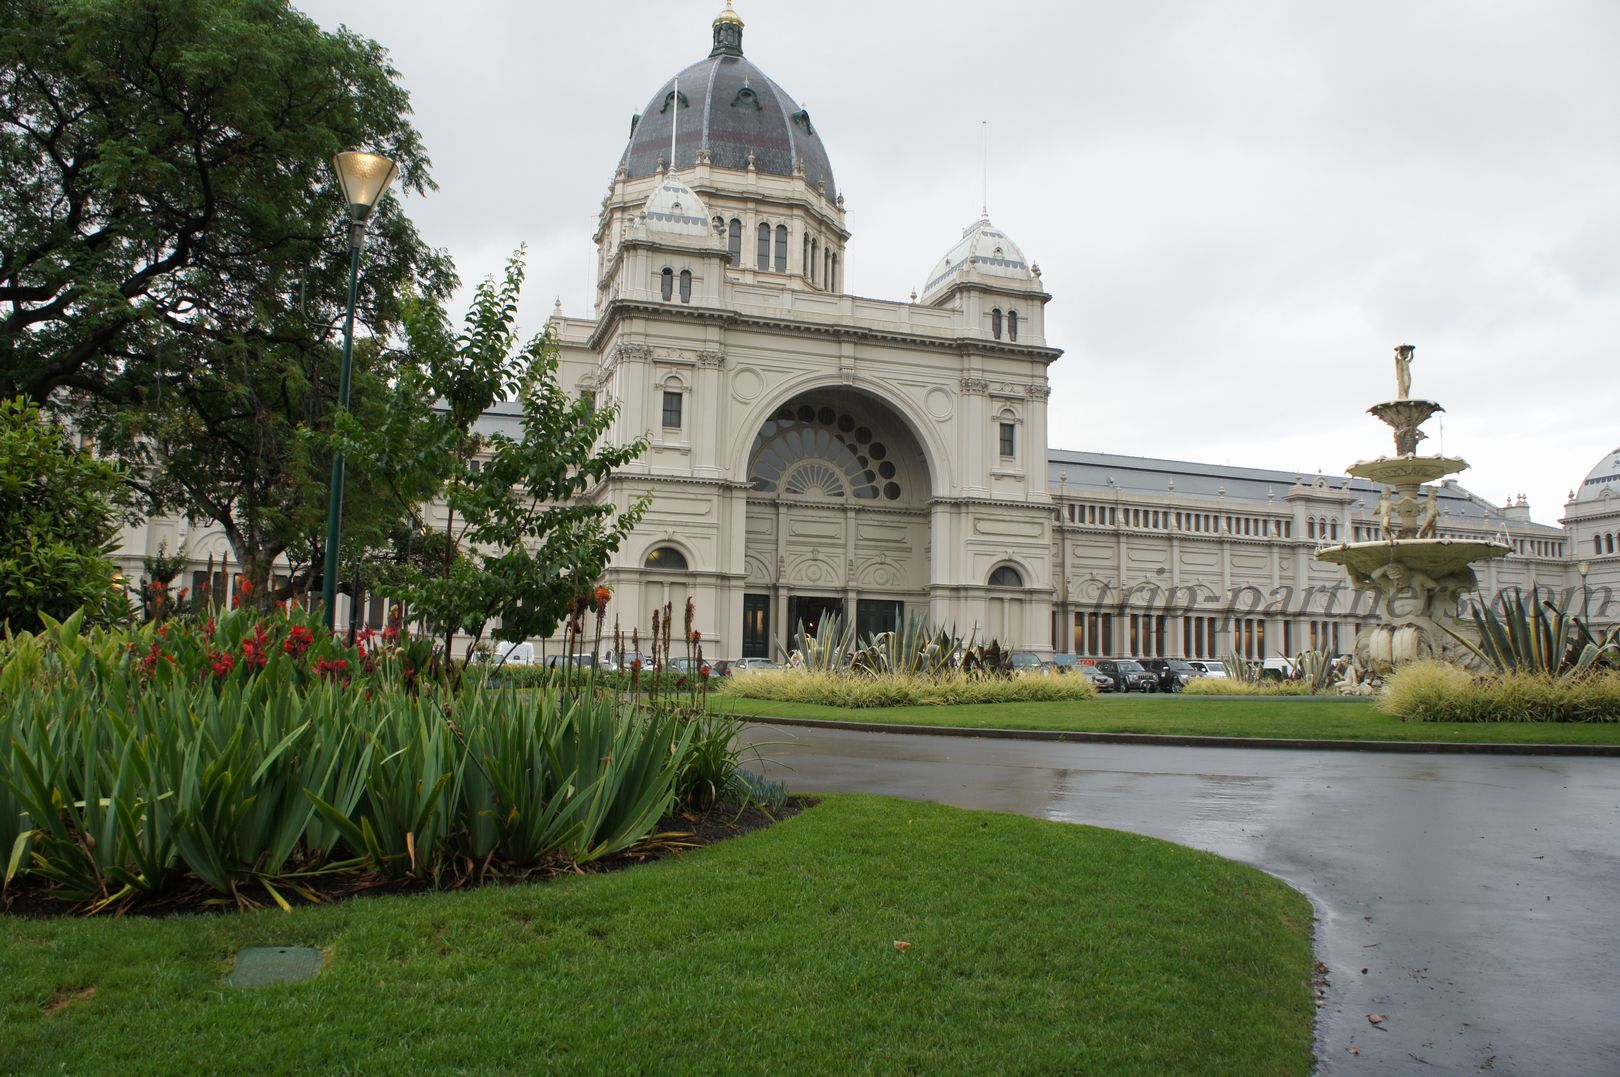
[711,1,743,57]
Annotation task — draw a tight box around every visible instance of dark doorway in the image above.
[786,595,844,643]
[742,593,771,658]
[856,599,902,641]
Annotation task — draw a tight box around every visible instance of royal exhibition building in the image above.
[116,5,1620,661]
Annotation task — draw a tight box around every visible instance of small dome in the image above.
[642,174,711,237]
[921,214,1033,301]
[1574,447,1620,502]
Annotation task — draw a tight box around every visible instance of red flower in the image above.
[690,629,701,644]
[314,657,350,681]
[240,627,271,670]
[699,663,711,679]
[209,650,235,679]
[283,624,314,658]
[594,585,612,609]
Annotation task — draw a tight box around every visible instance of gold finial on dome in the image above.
[710,0,744,55]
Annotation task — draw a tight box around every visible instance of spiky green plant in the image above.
[1448,588,1619,677]
[1291,649,1338,694]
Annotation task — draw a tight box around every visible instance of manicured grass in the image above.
[716,692,1620,745]
[2,796,1314,1075]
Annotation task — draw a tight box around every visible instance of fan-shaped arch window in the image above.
[644,547,689,571]
[660,267,673,301]
[775,225,788,272]
[679,269,692,303]
[727,218,742,262]
[748,409,905,501]
[1007,309,1019,341]
[757,222,771,269]
[991,308,1003,340]
[989,565,1024,588]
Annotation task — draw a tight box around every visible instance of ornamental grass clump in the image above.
[1182,678,1318,697]
[725,668,1095,708]
[1381,659,1620,723]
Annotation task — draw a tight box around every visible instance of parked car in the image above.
[1009,651,1050,676]
[1259,656,1296,682]
[1140,658,1204,692]
[730,657,780,673]
[473,641,536,666]
[1073,663,1116,692]
[1091,659,1159,692]
[545,653,597,670]
[1187,660,1229,679]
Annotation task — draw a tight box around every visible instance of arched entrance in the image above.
[741,389,932,656]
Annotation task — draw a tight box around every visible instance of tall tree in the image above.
[0,0,455,597]
[352,252,649,664]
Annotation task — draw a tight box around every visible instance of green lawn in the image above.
[716,692,1620,745]
[3,796,1313,1075]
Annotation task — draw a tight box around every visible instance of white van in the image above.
[1187,660,1229,679]
[481,641,536,666]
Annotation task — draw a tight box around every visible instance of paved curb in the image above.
[746,715,1620,756]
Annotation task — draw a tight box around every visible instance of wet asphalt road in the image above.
[739,724,1620,1075]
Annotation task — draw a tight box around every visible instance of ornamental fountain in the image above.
[1316,345,1510,674]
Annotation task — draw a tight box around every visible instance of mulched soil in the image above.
[1,797,812,920]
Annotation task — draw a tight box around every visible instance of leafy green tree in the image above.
[354,252,649,665]
[0,0,455,600]
[0,397,129,631]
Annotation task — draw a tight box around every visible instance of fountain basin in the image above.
[1346,456,1467,487]
[1316,538,1508,578]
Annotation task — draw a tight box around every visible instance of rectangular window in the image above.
[999,422,1015,457]
[662,390,683,429]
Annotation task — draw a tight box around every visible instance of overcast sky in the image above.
[298,0,1618,526]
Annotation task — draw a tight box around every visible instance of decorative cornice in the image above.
[696,350,726,368]
[1027,383,1052,401]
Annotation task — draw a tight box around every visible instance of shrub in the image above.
[1381,659,1620,723]
[0,610,700,910]
[0,397,130,633]
[721,668,1095,708]
[1183,678,1319,697]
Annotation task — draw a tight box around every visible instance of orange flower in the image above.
[594,585,612,608]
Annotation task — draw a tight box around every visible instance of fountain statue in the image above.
[1315,345,1509,674]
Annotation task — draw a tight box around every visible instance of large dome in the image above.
[616,5,837,198]
[1574,447,1620,502]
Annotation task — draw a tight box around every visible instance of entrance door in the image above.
[856,599,902,641]
[742,594,771,658]
[786,595,845,644]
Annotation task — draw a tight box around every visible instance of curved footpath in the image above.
[738,720,1620,1075]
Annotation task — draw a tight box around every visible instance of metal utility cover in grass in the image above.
[226,947,324,987]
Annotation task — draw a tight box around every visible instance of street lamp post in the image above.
[321,151,399,630]
[1578,560,1591,623]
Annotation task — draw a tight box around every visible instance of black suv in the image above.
[1140,658,1203,692]
[1092,659,1159,693]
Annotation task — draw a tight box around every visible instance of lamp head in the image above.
[332,151,400,222]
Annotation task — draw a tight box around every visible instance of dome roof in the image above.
[641,174,711,237]
[921,214,1033,301]
[617,8,837,198]
[1574,447,1620,502]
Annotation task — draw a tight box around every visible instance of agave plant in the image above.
[1448,587,1619,677]
[781,611,857,671]
[1221,650,1261,685]
[1290,649,1338,694]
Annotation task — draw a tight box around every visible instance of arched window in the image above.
[678,269,692,303]
[1307,518,1316,539]
[660,267,673,301]
[644,547,689,571]
[823,249,831,289]
[1608,533,1616,555]
[727,218,742,262]
[1007,309,1019,341]
[989,565,1024,588]
[811,239,819,284]
[1597,535,1605,555]
[775,224,788,271]
[1329,520,1338,540]
[757,222,771,269]
[802,234,809,275]
[991,308,1003,340]
[830,253,838,292]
